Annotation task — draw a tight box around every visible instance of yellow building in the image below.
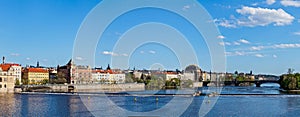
[22,68,49,85]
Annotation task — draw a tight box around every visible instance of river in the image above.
[1,83,300,116]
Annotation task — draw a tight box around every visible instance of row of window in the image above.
[0,77,8,82]
[0,84,6,88]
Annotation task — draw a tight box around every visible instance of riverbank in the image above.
[18,83,145,93]
[279,89,300,94]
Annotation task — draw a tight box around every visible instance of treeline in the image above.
[279,73,300,90]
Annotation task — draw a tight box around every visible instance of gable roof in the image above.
[0,63,21,71]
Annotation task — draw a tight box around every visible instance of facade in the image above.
[92,70,125,84]
[152,72,180,81]
[183,64,202,82]
[72,65,92,84]
[0,63,21,93]
[57,60,72,84]
[22,68,49,84]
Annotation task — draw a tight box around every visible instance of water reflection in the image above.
[0,94,93,116]
[1,86,300,116]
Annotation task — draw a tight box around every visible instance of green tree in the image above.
[31,79,35,85]
[125,73,134,83]
[40,79,49,85]
[22,79,29,85]
[15,79,20,86]
[280,74,299,90]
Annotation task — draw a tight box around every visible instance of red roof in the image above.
[0,63,21,71]
[92,69,116,74]
[27,68,48,73]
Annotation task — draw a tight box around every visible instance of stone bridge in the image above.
[203,80,279,87]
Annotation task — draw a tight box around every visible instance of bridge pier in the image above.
[255,82,261,87]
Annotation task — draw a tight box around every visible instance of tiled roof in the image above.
[92,69,115,74]
[0,63,21,71]
[27,68,48,73]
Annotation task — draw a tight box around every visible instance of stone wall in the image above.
[21,83,145,93]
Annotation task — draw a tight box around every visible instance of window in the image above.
[4,84,6,88]
[0,77,2,82]
[0,84,1,88]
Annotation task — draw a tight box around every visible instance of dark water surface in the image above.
[1,83,300,117]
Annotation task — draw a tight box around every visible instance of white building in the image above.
[0,63,21,93]
[92,70,125,84]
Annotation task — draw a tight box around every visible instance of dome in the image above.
[185,64,201,73]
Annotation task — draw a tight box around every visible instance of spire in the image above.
[37,61,40,68]
[106,64,111,70]
[2,56,4,64]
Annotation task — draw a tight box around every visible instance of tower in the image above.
[2,56,5,64]
[37,61,40,68]
[106,64,111,70]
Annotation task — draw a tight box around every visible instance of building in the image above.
[92,69,125,84]
[57,60,72,84]
[22,67,49,84]
[72,65,92,84]
[0,63,21,92]
[152,71,181,81]
[182,64,202,82]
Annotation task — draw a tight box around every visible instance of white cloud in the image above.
[251,2,259,6]
[273,55,278,58]
[149,50,156,54]
[233,41,241,45]
[140,51,145,54]
[293,31,300,35]
[10,53,20,56]
[182,5,191,11]
[235,51,246,56]
[236,6,294,27]
[42,59,48,62]
[217,35,225,39]
[219,42,231,46]
[102,51,119,56]
[226,51,247,56]
[226,51,263,57]
[273,43,300,48]
[26,57,30,60]
[102,51,128,57]
[122,53,128,57]
[239,39,250,44]
[115,32,122,36]
[250,46,264,51]
[75,56,84,61]
[266,0,276,5]
[214,19,237,28]
[255,54,264,58]
[281,0,300,7]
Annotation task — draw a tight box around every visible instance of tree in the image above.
[40,79,49,85]
[125,73,134,83]
[31,79,35,85]
[22,79,29,85]
[51,72,67,84]
[280,74,299,90]
[15,79,20,86]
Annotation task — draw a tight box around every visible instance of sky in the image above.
[0,0,300,75]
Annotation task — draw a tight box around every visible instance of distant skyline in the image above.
[1,0,300,75]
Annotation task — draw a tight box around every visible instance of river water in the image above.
[1,83,300,117]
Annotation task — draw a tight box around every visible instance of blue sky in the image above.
[1,0,300,75]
